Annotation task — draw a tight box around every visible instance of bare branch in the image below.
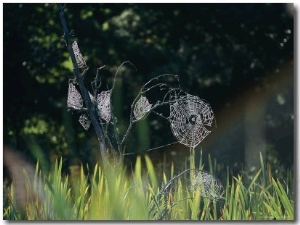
[57,4,117,164]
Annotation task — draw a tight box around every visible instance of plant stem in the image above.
[190,147,195,170]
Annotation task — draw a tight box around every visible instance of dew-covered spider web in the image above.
[97,90,111,123]
[149,168,224,219]
[67,82,83,110]
[72,41,87,68]
[188,169,224,199]
[79,114,91,130]
[133,96,152,121]
[169,94,214,148]
[159,169,223,201]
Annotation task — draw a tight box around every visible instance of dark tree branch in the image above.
[56,4,117,164]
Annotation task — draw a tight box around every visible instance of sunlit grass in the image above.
[3,153,294,220]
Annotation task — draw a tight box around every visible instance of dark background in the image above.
[3,3,294,177]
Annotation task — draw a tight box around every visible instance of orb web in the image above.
[133,96,152,121]
[78,114,91,130]
[72,41,87,68]
[67,83,83,110]
[169,94,214,148]
[97,91,111,122]
[189,170,224,200]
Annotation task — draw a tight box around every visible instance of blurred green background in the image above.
[3,3,294,175]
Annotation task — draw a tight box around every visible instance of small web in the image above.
[78,114,91,130]
[97,90,111,122]
[158,169,223,201]
[188,170,224,200]
[149,168,224,219]
[169,94,214,148]
[72,41,87,68]
[133,96,152,121]
[67,82,83,110]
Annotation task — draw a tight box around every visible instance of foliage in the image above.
[3,153,294,220]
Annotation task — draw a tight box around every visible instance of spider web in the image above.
[188,170,224,200]
[133,96,152,121]
[149,168,224,219]
[78,114,91,130]
[158,169,223,201]
[97,90,111,122]
[169,94,214,148]
[67,82,83,110]
[72,41,87,68]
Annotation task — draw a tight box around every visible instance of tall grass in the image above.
[3,153,294,220]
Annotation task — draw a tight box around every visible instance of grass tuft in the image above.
[3,153,294,220]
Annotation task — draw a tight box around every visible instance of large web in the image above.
[169,94,214,148]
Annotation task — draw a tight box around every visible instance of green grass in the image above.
[3,153,294,220]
